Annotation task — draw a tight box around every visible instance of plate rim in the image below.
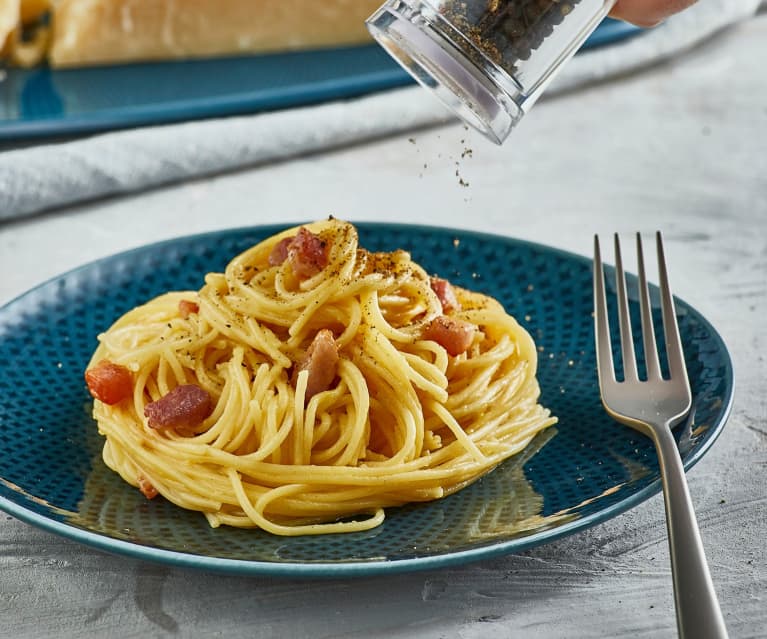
[0,222,734,577]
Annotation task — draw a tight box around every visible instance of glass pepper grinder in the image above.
[367,0,617,144]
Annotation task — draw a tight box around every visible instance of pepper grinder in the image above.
[367,0,617,144]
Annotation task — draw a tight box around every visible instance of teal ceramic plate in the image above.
[0,19,641,141]
[0,223,732,577]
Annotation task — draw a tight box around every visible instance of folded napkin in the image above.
[0,0,762,222]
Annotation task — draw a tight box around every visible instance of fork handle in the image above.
[653,425,729,639]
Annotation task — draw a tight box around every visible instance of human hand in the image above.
[610,0,698,28]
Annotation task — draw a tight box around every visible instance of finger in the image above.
[609,0,698,28]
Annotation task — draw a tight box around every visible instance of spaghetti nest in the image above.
[87,218,556,535]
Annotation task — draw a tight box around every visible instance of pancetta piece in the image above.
[268,227,328,278]
[178,299,199,318]
[430,277,462,313]
[84,360,133,405]
[137,476,159,500]
[144,384,212,432]
[293,329,339,402]
[268,236,293,266]
[422,316,476,356]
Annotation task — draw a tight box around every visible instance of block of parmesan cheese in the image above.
[48,0,383,67]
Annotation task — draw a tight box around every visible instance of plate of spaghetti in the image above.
[0,219,733,577]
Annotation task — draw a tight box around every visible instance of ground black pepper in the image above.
[439,0,581,73]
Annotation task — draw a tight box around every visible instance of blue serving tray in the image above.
[0,19,640,141]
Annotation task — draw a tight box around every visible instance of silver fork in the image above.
[593,232,728,639]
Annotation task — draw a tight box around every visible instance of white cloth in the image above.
[0,0,762,222]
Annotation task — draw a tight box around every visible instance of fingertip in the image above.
[608,0,698,28]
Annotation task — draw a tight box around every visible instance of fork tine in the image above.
[614,234,638,381]
[593,236,615,383]
[656,232,690,382]
[636,233,662,380]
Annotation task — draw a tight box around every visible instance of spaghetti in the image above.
[86,218,556,535]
